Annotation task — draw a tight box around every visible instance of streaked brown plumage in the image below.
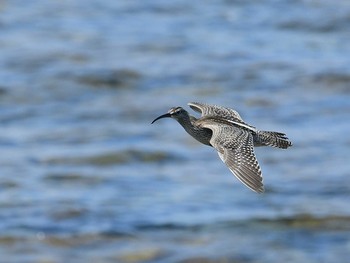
[152,102,292,193]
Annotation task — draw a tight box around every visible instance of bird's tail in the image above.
[255,131,292,149]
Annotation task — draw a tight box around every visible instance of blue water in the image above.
[0,0,350,262]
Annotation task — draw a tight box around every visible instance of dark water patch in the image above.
[0,232,139,263]
[0,235,26,245]
[0,180,19,190]
[278,17,349,33]
[41,234,94,248]
[83,149,173,165]
[116,247,170,263]
[43,149,178,166]
[308,72,350,93]
[49,207,88,221]
[75,69,141,89]
[146,214,350,233]
[276,3,350,33]
[177,256,248,263]
[245,97,276,107]
[255,214,350,231]
[0,230,135,248]
[0,86,7,96]
[100,229,136,239]
[136,222,204,232]
[41,232,134,248]
[43,173,103,186]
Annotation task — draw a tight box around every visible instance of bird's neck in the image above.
[176,114,196,132]
[177,114,212,146]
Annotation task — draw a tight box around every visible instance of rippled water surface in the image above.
[1,0,350,262]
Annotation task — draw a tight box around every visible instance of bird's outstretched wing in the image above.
[188,102,256,131]
[197,117,264,193]
[188,102,244,121]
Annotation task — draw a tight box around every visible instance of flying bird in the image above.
[152,102,292,193]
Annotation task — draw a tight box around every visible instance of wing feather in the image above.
[198,118,264,193]
[188,102,244,121]
[188,102,256,132]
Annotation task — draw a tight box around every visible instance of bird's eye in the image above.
[170,107,182,115]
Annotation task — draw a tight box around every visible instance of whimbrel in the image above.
[152,102,292,193]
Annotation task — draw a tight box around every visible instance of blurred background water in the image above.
[0,0,350,262]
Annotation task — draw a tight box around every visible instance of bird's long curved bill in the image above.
[151,113,171,124]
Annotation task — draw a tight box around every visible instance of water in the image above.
[0,0,350,262]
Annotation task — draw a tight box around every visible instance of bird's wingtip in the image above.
[255,186,265,194]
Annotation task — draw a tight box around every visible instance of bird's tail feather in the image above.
[256,131,292,149]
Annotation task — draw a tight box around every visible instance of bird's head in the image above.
[151,107,188,124]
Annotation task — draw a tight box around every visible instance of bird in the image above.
[151,102,292,193]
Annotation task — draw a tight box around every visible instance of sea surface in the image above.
[0,0,350,262]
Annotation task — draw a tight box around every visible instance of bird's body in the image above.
[152,102,292,193]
